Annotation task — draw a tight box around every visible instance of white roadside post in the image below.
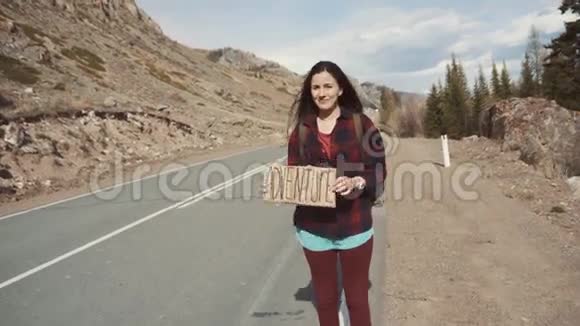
[441,134,450,168]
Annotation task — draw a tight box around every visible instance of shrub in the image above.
[398,107,423,138]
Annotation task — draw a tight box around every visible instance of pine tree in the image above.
[456,61,472,134]
[542,0,580,111]
[491,61,501,99]
[500,61,512,99]
[441,55,471,138]
[423,84,443,138]
[471,78,482,135]
[525,25,546,95]
[441,63,452,135]
[519,53,535,97]
[471,66,490,134]
[436,80,446,135]
[478,65,490,99]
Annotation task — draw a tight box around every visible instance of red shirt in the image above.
[318,130,332,160]
[287,108,387,240]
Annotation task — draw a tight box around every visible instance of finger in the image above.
[334,181,348,190]
[340,188,352,196]
[332,180,346,191]
[333,176,347,186]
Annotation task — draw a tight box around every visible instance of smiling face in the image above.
[310,70,343,112]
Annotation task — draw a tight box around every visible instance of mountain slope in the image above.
[0,0,300,200]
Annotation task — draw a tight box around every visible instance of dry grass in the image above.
[145,62,186,91]
[0,54,41,85]
[61,46,106,72]
[15,22,64,46]
[3,95,94,120]
[170,70,188,79]
[0,7,12,20]
[76,64,103,80]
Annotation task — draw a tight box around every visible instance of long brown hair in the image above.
[287,61,363,135]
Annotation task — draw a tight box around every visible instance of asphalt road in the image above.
[0,145,386,326]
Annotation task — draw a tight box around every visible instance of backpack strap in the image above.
[353,113,363,144]
[353,113,365,160]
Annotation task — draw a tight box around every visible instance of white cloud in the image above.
[448,6,574,54]
[260,6,477,76]
[140,1,573,93]
[491,8,575,46]
[358,50,526,94]
[261,4,571,92]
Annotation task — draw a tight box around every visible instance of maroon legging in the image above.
[303,236,373,326]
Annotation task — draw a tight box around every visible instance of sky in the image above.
[136,0,577,94]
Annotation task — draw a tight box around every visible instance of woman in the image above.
[286,61,387,326]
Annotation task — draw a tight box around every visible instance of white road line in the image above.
[176,155,286,210]
[177,165,266,209]
[0,145,273,221]
[0,155,285,290]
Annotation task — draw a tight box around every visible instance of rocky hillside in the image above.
[0,0,424,202]
[0,0,302,201]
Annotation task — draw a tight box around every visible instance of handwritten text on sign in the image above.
[264,164,336,207]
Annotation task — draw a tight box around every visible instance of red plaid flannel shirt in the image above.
[287,107,387,240]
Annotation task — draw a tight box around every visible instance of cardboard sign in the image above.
[263,163,336,207]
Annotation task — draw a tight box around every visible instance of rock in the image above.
[42,179,52,187]
[480,98,577,179]
[566,176,580,199]
[206,118,216,129]
[54,158,65,167]
[353,79,381,110]
[463,135,479,141]
[232,118,253,128]
[19,145,38,154]
[0,179,16,195]
[207,47,288,76]
[0,19,16,33]
[51,0,75,11]
[3,123,29,148]
[0,168,13,179]
[14,180,24,190]
[103,97,117,108]
[24,88,34,94]
[156,104,169,112]
[0,93,14,109]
